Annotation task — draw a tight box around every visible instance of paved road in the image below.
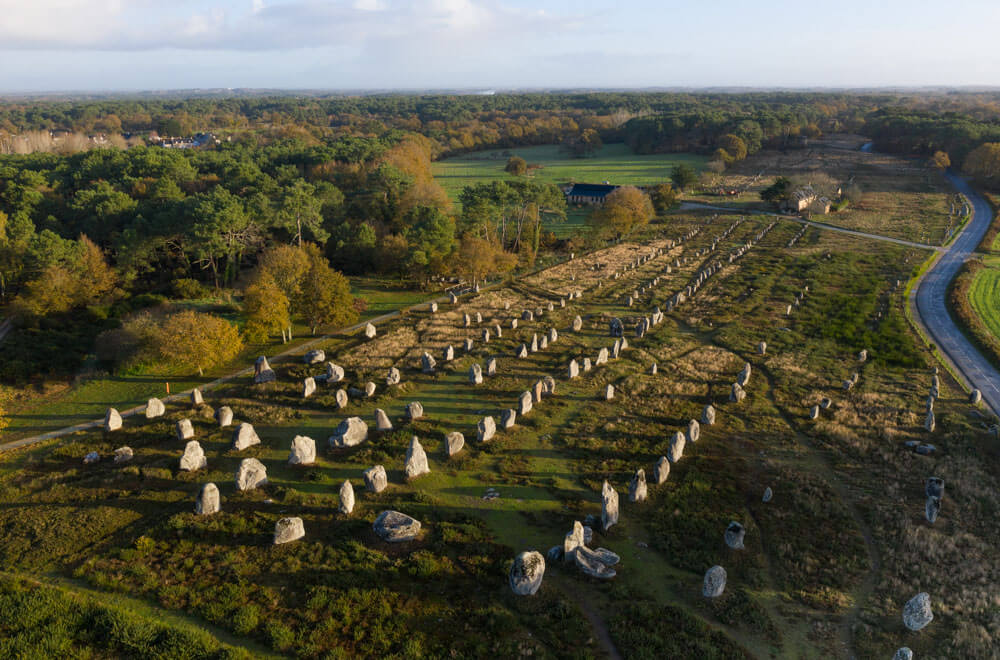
[912,172,1000,418]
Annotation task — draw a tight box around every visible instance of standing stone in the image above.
[893,649,913,660]
[176,418,195,441]
[274,517,305,544]
[469,363,484,385]
[543,375,556,395]
[232,422,261,451]
[304,349,325,364]
[429,302,438,313]
[649,363,657,375]
[820,397,832,409]
[563,520,585,559]
[902,592,934,631]
[758,341,767,355]
[737,362,752,387]
[857,349,868,362]
[596,347,609,365]
[339,480,355,515]
[762,487,773,503]
[373,510,422,542]
[668,431,686,463]
[375,409,393,432]
[532,380,545,403]
[530,334,539,352]
[703,566,727,598]
[730,383,746,402]
[463,313,471,327]
[326,363,346,382]
[288,435,316,465]
[214,406,233,427]
[482,328,490,343]
[145,398,166,419]
[628,469,647,503]
[519,391,533,415]
[494,324,503,338]
[500,409,517,429]
[443,345,455,362]
[335,389,349,409]
[724,522,746,549]
[687,419,700,443]
[385,367,401,386]
[446,432,465,457]
[364,382,376,398]
[583,357,592,372]
[509,551,546,596]
[925,411,935,432]
[303,377,317,398]
[653,456,670,484]
[406,401,424,421]
[809,405,820,420]
[926,477,944,499]
[363,465,388,493]
[539,335,548,350]
[113,446,133,464]
[572,316,583,332]
[604,384,615,400]
[548,328,558,344]
[464,338,474,352]
[179,440,207,471]
[970,389,982,405]
[450,292,458,304]
[104,408,123,432]
[601,481,619,531]
[477,416,496,442]
[235,458,268,490]
[83,451,100,464]
[510,318,518,330]
[329,417,368,448]
[475,312,483,324]
[405,436,430,479]
[364,323,376,339]
[925,496,941,524]
[421,352,437,373]
[702,404,716,425]
[516,344,529,359]
[486,357,497,376]
[568,359,580,379]
[195,483,220,515]
[254,356,276,384]
[191,388,204,405]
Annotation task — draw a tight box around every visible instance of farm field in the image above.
[2,205,998,658]
[967,256,1000,343]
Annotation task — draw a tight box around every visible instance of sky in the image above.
[0,0,999,92]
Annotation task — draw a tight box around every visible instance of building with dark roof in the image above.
[565,183,619,205]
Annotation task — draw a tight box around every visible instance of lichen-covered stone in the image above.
[702,404,716,425]
[253,356,276,384]
[902,592,933,631]
[446,432,465,457]
[232,422,261,451]
[363,465,387,493]
[519,391,533,415]
[509,551,545,596]
[406,401,423,420]
[668,431,685,463]
[405,436,430,479]
[304,349,325,364]
[113,446,133,464]
[274,517,305,544]
[703,565,727,597]
[179,440,207,471]
[477,416,496,442]
[104,408,123,432]
[195,482,219,515]
[215,406,234,427]
[145,398,166,419]
[653,456,670,484]
[724,521,745,549]
[375,409,393,432]
[601,480,619,531]
[329,417,368,448]
[288,435,316,465]
[687,419,700,443]
[628,469,647,503]
[176,418,195,441]
[500,409,516,429]
[339,480,355,515]
[235,458,268,490]
[373,510,421,542]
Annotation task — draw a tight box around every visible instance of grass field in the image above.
[968,256,1000,341]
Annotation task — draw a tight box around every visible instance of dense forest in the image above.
[5,90,1000,386]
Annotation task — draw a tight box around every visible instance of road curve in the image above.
[912,172,1000,418]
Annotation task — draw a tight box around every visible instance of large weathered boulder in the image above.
[703,565,727,597]
[254,356,276,384]
[509,551,546,596]
[339,480,355,515]
[730,383,746,403]
[469,363,484,385]
[574,546,617,579]
[375,409,393,432]
[232,422,261,451]
[179,440,207,471]
[628,469,647,503]
[215,406,234,427]
[288,435,316,465]
[235,458,268,491]
[326,363,346,382]
[519,391,533,415]
[104,408,123,432]
[113,446,133,464]
[477,416,496,442]
[653,456,670,484]
[446,432,465,457]
[902,592,933,631]
[364,465,388,493]
[385,367,401,386]
[601,481,619,531]
[500,409,516,429]
[702,404,716,425]
[364,322,377,339]
[145,398,166,419]
[195,482,220,515]
[406,401,423,421]
[724,522,745,549]
[304,349,325,364]
[373,510,421,542]
[668,431,686,463]
[274,517,305,544]
[405,436,430,479]
[176,418,195,441]
[329,417,368,448]
[609,317,624,337]
[687,419,700,443]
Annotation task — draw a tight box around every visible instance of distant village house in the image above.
[565,183,619,205]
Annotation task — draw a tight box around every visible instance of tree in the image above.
[187,187,260,288]
[649,183,678,215]
[930,151,951,170]
[74,235,117,304]
[299,244,358,334]
[760,177,792,204]
[505,156,527,176]
[589,186,654,239]
[403,205,455,277]
[454,235,516,285]
[561,129,602,158]
[670,164,698,191]
[257,244,310,308]
[243,271,291,343]
[154,310,243,376]
[964,143,1000,186]
[716,134,748,162]
[275,180,327,247]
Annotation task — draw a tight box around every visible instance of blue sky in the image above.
[0,0,998,91]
